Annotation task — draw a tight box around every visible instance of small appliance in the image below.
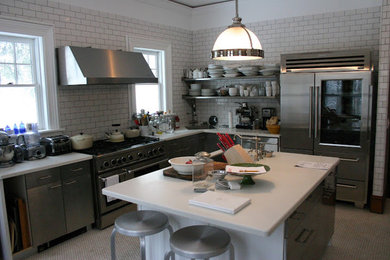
[262,108,276,129]
[40,135,72,155]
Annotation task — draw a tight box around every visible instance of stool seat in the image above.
[111,210,173,260]
[170,225,232,259]
[115,210,169,237]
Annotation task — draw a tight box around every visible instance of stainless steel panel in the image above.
[280,73,315,151]
[315,150,368,181]
[60,161,91,180]
[57,46,158,85]
[62,174,94,233]
[336,178,366,204]
[27,180,66,246]
[26,168,61,189]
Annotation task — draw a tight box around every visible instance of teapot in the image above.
[106,129,124,142]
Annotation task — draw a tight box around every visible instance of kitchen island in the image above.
[103,152,339,260]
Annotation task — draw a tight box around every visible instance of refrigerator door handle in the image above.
[367,84,372,140]
[309,86,314,138]
[340,157,360,162]
[314,86,319,139]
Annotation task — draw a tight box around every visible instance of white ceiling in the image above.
[167,0,233,8]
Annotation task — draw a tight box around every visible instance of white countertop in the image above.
[0,153,92,179]
[154,128,279,141]
[103,152,339,237]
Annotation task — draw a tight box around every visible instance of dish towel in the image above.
[104,175,119,203]
[295,161,332,170]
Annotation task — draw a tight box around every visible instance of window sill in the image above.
[39,128,65,136]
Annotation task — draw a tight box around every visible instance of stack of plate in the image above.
[238,66,259,76]
[201,88,216,96]
[208,64,224,78]
[223,65,240,77]
[189,89,201,96]
[259,64,280,76]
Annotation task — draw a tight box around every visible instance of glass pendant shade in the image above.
[212,26,263,60]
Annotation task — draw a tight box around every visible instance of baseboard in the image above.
[370,195,385,213]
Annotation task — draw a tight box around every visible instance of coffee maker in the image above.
[262,108,276,129]
[236,102,256,129]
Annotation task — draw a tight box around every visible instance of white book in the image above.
[189,191,251,214]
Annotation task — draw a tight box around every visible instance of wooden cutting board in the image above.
[163,161,227,181]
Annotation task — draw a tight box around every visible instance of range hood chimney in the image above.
[57,46,158,85]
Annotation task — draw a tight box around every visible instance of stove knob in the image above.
[103,161,110,168]
[152,148,158,155]
[121,157,126,163]
[116,158,122,164]
[148,150,153,157]
[128,155,133,161]
[138,152,143,158]
[158,147,164,153]
[111,159,117,165]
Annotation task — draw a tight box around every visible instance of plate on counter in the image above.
[226,163,270,176]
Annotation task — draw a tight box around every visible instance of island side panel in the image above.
[140,205,285,260]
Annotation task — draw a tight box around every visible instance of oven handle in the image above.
[127,158,168,174]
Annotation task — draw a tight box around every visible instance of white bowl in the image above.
[168,156,205,175]
[190,83,202,90]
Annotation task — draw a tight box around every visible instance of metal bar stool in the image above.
[164,225,234,260]
[111,210,174,260]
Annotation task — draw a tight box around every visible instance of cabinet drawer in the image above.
[26,168,61,189]
[336,178,366,203]
[61,161,91,180]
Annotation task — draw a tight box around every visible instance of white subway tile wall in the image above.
[1,0,193,139]
[374,0,390,196]
[1,1,389,196]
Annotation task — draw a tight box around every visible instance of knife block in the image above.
[223,144,254,164]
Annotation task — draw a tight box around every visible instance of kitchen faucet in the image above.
[234,134,264,161]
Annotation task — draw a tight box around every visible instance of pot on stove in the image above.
[106,130,124,143]
[125,128,140,138]
[70,133,93,150]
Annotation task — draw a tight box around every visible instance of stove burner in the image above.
[78,136,160,156]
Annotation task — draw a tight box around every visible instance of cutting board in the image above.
[163,161,227,181]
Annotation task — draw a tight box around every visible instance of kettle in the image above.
[106,130,124,142]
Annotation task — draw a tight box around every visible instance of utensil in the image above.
[70,133,93,150]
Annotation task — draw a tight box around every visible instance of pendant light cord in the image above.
[235,0,254,50]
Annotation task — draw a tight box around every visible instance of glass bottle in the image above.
[192,152,214,193]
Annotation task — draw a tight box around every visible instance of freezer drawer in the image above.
[315,151,367,181]
[336,178,366,206]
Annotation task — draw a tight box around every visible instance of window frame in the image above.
[126,35,172,115]
[0,16,59,132]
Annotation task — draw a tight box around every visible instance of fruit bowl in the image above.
[266,124,280,134]
[168,156,205,175]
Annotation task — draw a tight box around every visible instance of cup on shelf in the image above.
[229,87,238,96]
[271,81,279,96]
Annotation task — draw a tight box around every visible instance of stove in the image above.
[77,136,169,229]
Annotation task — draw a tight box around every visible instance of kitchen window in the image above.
[127,36,172,114]
[0,17,58,132]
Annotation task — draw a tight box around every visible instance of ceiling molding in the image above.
[167,0,233,8]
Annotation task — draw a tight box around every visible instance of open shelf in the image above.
[182,95,279,100]
[182,75,278,82]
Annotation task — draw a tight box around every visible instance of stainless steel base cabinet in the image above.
[26,161,94,247]
[26,168,67,246]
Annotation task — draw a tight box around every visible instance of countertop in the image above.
[103,152,339,237]
[0,153,92,179]
[154,127,279,141]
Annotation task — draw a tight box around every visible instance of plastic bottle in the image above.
[4,125,12,134]
[13,123,19,135]
[19,122,26,134]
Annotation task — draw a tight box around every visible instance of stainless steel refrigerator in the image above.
[280,50,376,208]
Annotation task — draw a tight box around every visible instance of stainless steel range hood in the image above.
[57,46,158,85]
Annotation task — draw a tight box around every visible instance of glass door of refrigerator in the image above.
[315,72,371,152]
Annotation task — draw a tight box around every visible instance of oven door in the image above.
[97,167,134,214]
[97,158,169,214]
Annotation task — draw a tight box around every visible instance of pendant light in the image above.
[211,0,264,61]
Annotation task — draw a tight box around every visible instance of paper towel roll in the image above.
[228,112,233,128]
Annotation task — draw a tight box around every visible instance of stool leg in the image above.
[140,236,146,260]
[229,243,235,260]
[110,228,117,260]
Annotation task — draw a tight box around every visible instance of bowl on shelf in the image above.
[190,83,202,90]
[266,124,280,134]
[168,156,205,175]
